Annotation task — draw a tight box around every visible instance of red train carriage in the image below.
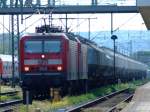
[0,54,18,83]
[20,27,88,101]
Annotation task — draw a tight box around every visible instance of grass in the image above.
[1,85,14,93]
[1,85,21,93]
[0,85,22,102]
[1,94,21,102]
[17,78,150,112]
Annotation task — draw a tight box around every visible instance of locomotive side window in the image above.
[25,41,42,53]
[44,41,61,53]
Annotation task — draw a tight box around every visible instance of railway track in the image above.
[0,91,19,96]
[0,91,22,112]
[67,88,133,112]
[0,99,23,112]
[107,94,133,112]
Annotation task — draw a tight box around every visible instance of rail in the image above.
[106,94,133,112]
[0,99,23,107]
[67,88,129,112]
[0,91,19,96]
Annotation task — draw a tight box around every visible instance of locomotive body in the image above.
[20,27,148,100]
[20,33,88,92]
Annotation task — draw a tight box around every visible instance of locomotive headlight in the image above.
[41,54,45,59]
[57,66,62,71]
[24,66,29,72]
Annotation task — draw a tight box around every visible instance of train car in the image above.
[20,25,148,102]
[77,37,147,86]
[0,54,18,83]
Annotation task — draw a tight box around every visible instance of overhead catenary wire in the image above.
[69,14,96,32]
[91,13,139,41]
[21,4,56,33]
[20,15,46,34]
[0,21,10,33]
[113,13,138,32]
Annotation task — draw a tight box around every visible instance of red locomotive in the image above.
[20,26,88,101]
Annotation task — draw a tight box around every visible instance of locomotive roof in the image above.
[66,33,100,46]
[22,33,66,37]
[0,54,17,62]
[21,33,69,39]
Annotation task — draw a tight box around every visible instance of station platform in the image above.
[121,82,150,112]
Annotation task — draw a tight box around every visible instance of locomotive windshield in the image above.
[25,40,61,53]
[25,41,42,53]
[44,41,61,53]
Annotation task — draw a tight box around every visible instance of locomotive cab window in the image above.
[25,41,42,53]
[25,40,61,53]
[44,41,61,53]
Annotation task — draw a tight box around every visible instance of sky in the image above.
[0,13,147,34]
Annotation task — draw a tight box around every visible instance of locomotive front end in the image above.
[20,34,68,91]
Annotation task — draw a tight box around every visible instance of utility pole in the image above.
[11,15,15,88]
[11,0,20,87]
[36,0,41,7]
[65,14,68,33]
[2,15,4,54]
[130,40,132,57]
[87,17,97,40]
[92,0,97,5]
[111,35,118,82]
[111,13,113,35]
[88,18,91,40]
[49,13,53,27]
[110,12,118,82]
[48,0,55,6]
